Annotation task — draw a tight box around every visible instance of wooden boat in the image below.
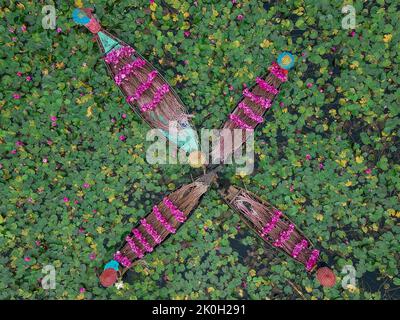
[99,169,219,287]
[220,185,320,272]
[72,8,200,158]
[210,54,293,164]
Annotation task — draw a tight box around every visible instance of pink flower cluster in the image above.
[242,88,271,109]
[140,218,162,244]
[114,251,131,267]
[163,197,186,223]
[127,70,158,103]
[238,101,264,123]
[261,210,282,236]
[306,249,320,271]
[255,77,279,95]
[274,224,295,247]
[114,58,146,85]
[269,62,288,82]
[153,205,176,234]
[140,84,170,112]
[292,239,308,259]
[132,228,153,253]
[229,113,253,130]
[104,46,135,65]
[126,235,144,259]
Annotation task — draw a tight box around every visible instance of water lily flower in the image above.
[184,31,191,38]
[79,287,86,293]
[15,140,24,147]
[306,154,311,160]
[21,25,27,32]
[237,14,244,21]
[89,253,96,260]
[121,113,127,119]
[119,135,126,141]
[24,257,31,262]
[50,116,57,122]
[42,158,48,163]
[17,71,22,77]
[56,27,62,33]
[26,76,32,81]
[115,281,124,290]
[10,149,17,154]
[13,93,21,99]
[383,34,392,43]
[365,168,372,174]
[63,197,69,203]
[319,163,324,170]
[306,83,313,88]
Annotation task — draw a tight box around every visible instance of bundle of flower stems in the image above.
[99,169,219,287]
[220,186,320,272]
[73,8,201,163]
[210,60,289,164]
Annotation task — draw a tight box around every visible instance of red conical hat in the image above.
[316,267,336,287]
[99,268,118,288]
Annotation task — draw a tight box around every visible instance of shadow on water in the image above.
[360,271,400,300]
